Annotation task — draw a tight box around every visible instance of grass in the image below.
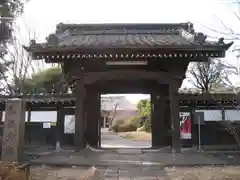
[165,166,240,180]
[118,131,152,141]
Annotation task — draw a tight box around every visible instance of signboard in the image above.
[64,115,75,134]
[179,112,191,139]
[43,123,51,129]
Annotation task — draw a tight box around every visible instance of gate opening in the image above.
[100,94,151,148]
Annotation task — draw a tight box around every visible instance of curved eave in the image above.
[23,42,233,54]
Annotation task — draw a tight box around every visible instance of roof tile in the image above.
[25,23,233,52]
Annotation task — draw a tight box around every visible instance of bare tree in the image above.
[218,120,240,149]
[217,102,240,150]
[108,101,119,129]
[196,1,240,41]
[187,59,237,93]
[0,19,46,94]
[101,96,120,130]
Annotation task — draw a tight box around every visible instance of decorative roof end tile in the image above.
[46,34,59,46]
[217,37,225,45]
[187,22,194,33]
[194,33,207,44]
[30,39,36,45]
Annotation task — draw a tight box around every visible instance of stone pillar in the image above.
[151,94,168,147]
[1,99,26,162]
[169,81,181,153]
[75,77,85,150]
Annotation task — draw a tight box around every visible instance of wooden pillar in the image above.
[75,76,85,150]
[164,99,171,146]
[1,99,26,162]
[190,106,197,146]
[85,89,100,148]
[103,116,106,128]
[56,105,65,151]
[0,111,3,122]
[151,94,168,147]
[27,110,31,122]
[169,81,181,153]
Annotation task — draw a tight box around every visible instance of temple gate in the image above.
[24,23,232,152]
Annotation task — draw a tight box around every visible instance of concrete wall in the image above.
[196,109,240,121]
[1,111,57,122]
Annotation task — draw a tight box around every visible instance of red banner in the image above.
[180,112,191,139]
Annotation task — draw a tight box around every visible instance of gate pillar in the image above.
[169,81,181,153]
[75,74,85,150]
[85,89,101,148]
[151,94,168,147]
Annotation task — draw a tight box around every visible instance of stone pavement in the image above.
[26,147,240,179]
[100,164,166,179]
[32,165,167,180]
[29,149,230,167]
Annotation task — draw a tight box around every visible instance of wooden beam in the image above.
[77,70,184,85]
[177,93,240,101]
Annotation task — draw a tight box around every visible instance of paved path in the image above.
[32,165,167,180]
[30,150,234,179]
[26,129,240,179]
[31,150,229,167]
[101,128,151,148]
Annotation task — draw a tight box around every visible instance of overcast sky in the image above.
[16,0,240,103]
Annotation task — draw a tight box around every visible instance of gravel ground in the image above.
[30,165,102,180]
[118,131,152,141]
[165,166,240,180]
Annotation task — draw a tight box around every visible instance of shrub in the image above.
[131,116,142,128]
[144,115,151,133]
[112,118,137,132]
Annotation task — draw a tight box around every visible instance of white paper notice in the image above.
[43,122,51,129]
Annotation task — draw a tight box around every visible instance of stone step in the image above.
[116,148,142,154]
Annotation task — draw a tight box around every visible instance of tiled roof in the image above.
[0,94,239,109]
[0,94,75,105]
[25,22,233,52]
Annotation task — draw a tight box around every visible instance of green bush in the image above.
[131,116,142,128]
[144,115,151,133]
[112,119,137,132]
